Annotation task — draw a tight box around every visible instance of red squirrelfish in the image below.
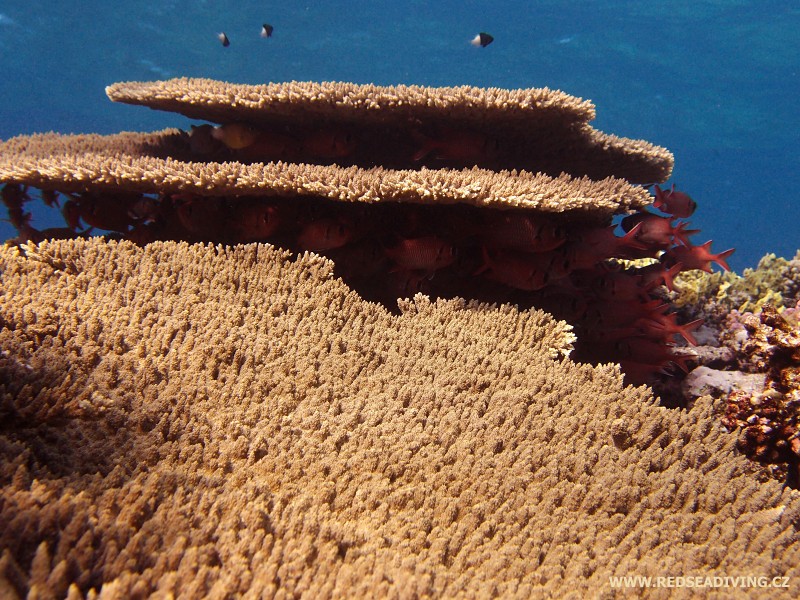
[621,213,698,248]
[328,240,388,279]
[174,195,225,237]
[228,202,281,242]
[481,212,566,252]
[412,129,500,162]
[301,129,358,158]
[476,247,557,291]
[298,218,353,251]
[67,192,145,233]
[385,236,457,272]
[635,313,703,346]
[575,222,648,258]
[593,270,651,302]
[634,263,683,291]
[665,241,734,272]
[387,269,434,298]
[40,189,60,208]
[581,298,667,331]
[614,338,682,370]
[653,184,697,218]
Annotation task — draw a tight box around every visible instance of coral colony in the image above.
[0,79,733,386]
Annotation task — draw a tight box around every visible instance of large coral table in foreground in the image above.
[1,239,798,598]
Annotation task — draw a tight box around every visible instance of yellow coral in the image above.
[674,252,796,313]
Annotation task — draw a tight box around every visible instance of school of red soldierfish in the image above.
[2,175,733,385]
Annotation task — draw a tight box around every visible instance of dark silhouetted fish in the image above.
[218,32,230,47]
[261,24,274,38]
[470,32,493,47]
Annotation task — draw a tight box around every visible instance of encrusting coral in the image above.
[1,239,798,598]
[1,78,737,385]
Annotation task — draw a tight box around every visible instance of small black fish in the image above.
[218,32,230,47]
[470,32,493,48]
[261,23,274,38]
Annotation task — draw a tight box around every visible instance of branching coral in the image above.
[0,78,735,386]
[1,239,799,598]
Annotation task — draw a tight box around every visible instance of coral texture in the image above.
[0,130,652,216]
[0,79,732,387]
[1,239,799,598]
[718,305,800,483]
[105,78,673,182]
[674,251,800,320]
[673,254,800,483]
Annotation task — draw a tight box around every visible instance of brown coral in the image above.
[1,238,798,598]
[105,78,673,182]
[0,130,652,216]
[720,305,800,484]
[1,79,727,387]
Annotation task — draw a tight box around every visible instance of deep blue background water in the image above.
[1,1,798,272]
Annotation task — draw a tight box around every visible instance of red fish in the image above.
[653,184,697,218]
[665,241,734,272]
[476,247,558,291]
[480,212,566,252]
[228,201,282,242]
[174,194,225,238]
[386,269,434,298]
[2,183,32,230]
[126,196,161,224]
[613,338,681,370]
[574,222,649,258]
[40,189,60,208]
[412,129,500,162]
[621,213,698,248]
[61,199,82,230]
[635,313,703,346]
[593,270,652,302]
[328,240,388,279]
[1,183,29,211]
[531,291,588,321]
[555,223,647,273]
[301,129,358,158]
[385,236,457,272]
[618,360,670,385]
[62,192,146,233]
[297,218,353,251]
[634,263,683,291]
[581,298,667,331]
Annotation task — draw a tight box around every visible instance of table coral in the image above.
[1,239,798,598]
[1,78,735,387]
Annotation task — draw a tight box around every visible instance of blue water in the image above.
[1,1,798,272]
